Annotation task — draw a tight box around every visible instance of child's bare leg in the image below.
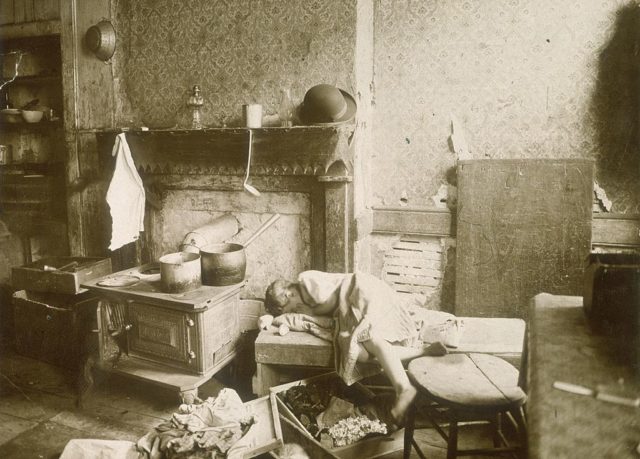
[356,343,372,362]
[380,342,448,366]
[362,336,416,424]
[389,341,447,363]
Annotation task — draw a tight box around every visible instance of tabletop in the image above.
[527,293,640,458]
[408,353,525,408]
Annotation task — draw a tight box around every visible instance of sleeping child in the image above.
[264,270,451,426]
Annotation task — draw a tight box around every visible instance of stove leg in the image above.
[76,355,96,409]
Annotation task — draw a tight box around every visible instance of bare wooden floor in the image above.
[0,341,504,459]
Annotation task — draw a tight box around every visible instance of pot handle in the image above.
[243,213,281,248]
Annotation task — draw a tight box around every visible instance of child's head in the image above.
[264,279,292,316]
[264,279,306,316]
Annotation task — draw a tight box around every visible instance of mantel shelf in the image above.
[96,125,356,177]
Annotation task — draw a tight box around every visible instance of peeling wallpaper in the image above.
[116,0,357,129]
[372,0,640,213]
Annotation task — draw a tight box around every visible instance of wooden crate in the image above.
[13,290,98,368]
[12,256,112,294]
[270,372,405,459]
[274,415,340,459]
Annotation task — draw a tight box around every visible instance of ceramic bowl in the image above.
[1,108,22,123]
[22,110,44,123]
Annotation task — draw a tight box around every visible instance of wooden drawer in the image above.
[12,256,112,294]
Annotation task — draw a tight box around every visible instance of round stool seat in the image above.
[407,353,526,410]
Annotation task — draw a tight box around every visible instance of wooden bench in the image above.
[253,317,525,396]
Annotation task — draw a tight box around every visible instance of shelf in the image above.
[0,199,50,205]
[95,125,356,176]
[0,20,61,40]
[0,119,62,131]
[0,162,62,175]
[1,75,61,86]
[0,209,66,236]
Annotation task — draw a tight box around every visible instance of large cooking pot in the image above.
[201,214,280,286]
[159,251,201,293]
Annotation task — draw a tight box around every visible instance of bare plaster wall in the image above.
[372,0,640,213]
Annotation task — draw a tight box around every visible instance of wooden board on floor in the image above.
[455,159,593,318]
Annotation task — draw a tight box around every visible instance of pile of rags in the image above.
[137,389,255,459]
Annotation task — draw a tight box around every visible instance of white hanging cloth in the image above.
[106,133,145,251]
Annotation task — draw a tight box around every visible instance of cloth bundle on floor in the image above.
[137,389,256,459]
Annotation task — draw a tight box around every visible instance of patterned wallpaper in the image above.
[372,0,640,213]
[115,0,357,129]
[113,0,640,213]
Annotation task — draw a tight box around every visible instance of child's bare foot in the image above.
[391,385,417,425]
[424,341,448,356]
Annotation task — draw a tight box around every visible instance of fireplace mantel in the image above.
[95,126,356,273]
[96,126,355,178]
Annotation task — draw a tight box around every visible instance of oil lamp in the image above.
[187,85,204,129]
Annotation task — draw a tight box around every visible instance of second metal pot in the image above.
[200,242,247,286]
[201,214,280,286]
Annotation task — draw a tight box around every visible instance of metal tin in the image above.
[159,251,202,293]
[0,144,11,164]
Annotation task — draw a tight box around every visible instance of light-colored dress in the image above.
[297,270,451,385]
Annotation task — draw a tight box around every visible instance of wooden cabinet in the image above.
[1,33,67,248]
[1,35,64,162]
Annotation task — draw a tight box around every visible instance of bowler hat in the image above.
[299,84,357,125]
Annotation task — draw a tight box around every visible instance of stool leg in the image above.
[492,412,502,447]
[403,403,416,459]
[447,411,458,459]
[510,407,527,459]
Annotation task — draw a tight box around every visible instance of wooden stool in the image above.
[404,353,527,459]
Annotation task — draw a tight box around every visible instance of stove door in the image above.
[127,302,198,372]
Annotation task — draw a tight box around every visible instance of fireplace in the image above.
[96,126,356,298]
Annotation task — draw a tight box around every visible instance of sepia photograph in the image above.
[0,1,639,458]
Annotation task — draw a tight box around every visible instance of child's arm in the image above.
[273,313,334,330]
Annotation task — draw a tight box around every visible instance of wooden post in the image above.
[61,0,115,257]
[320,177,352,273]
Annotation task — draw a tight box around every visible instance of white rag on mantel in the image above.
[106,133,145,251]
